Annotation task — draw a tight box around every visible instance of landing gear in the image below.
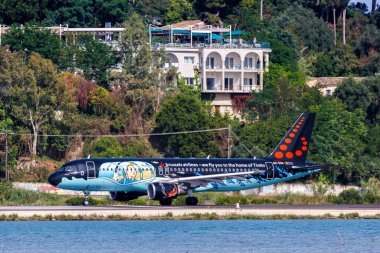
[185,196,198,206]
[159,198,173,206]
[83,191,90,206]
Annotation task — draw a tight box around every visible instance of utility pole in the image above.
[227,125,232,158]
[5,133,9,182]
[260,0,263,21]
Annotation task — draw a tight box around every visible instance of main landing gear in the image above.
[159,198,173,206]
[185,190,198,205]
[83,191,90,206]
[185,196,198,206]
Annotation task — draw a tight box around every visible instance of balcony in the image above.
[225,65,241,70]
[205,65,223,71]
[201,84,259,93]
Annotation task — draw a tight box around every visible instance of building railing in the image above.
[151,42,270,49]
[205,65,223,69]
[202,84,260,92]
[225,65,241,70]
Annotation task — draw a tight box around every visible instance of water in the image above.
[0,220,379,253]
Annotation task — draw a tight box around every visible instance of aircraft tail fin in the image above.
[267,112,316,163]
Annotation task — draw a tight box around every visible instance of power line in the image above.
[0,127,229,138]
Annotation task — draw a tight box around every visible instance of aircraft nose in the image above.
[48,172,61,187]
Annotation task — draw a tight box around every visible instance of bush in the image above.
[0,183,65,205]
[335,189,363,204]
[65,197,111,206]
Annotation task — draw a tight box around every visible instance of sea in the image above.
[0,219,379,253]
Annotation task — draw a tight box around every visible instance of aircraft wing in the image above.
[161,170,265,186]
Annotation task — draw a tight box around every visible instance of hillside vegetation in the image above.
[0,1,380,185]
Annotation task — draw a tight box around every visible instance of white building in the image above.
[150,20,271,116]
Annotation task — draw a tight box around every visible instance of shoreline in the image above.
[1,213,380,221]
[1,205,379,220]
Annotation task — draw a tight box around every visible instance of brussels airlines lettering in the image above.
[48,112,325,206]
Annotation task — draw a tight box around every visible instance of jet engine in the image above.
[109,191,143,201]
[147,182,181,200]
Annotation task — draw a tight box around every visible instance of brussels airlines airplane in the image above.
[48,112,325,206]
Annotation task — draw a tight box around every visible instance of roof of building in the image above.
[307,77,366,88]
[170,20,204,28]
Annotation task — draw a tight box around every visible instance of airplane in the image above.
[48,112,325,206]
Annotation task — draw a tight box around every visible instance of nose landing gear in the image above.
[83,191,90,206]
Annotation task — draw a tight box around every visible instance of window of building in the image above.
[257,74,260,86]
[185,77,195,85]
[206,57,215,69]
[244,78,253,86]
[184,56,195,64]
[244,57,253,69]
[225,57,234,69]
[326,89,331,95]
[224,78,233,90]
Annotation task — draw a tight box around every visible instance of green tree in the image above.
[74,35,117,87]
[155,92,222,157]
[112,13,162,133]
[310,99,368,183]
[275,5,334,52]
[89,87,112,116]
[334,78,371,112]
[2,24,63,66]
[44,0,95,27]
[165,0,194,24]
[93,0,133,25]
[362,76,380,124]
[84,137,123,157]
[313,44,359,76]
[0,0,48,24]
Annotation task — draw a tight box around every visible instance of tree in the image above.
[362,76,380,124]
[84,137,124,157]
[310,99,368,183]
[74,35,117,87]
[0,0,48,24]
[93,0,133,26]
[44,0,95,27]
[372,0,377,14]
[112,12,162,133]
[2,24,63,66]
[155,92,222,157]
[165,0,194,24]
[334,78,371,112]
[275,5,334,52]
[313,44,359,76]
[4,52,73,156]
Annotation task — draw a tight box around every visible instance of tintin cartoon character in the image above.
[126,163,137,180]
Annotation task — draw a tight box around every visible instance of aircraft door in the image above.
[265,162,275,180]
[86,161,96,179]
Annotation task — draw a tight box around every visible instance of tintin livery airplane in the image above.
[48,112,324,206]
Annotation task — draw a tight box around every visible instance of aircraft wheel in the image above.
[159,198,172,206]
[185,197,198,206]
[83,199,89,206]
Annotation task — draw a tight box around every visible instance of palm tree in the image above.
[334,0,349,45]
[372,0,377,13]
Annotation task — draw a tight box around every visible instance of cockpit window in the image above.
[61,165,77,172]
[65,166,73,172]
